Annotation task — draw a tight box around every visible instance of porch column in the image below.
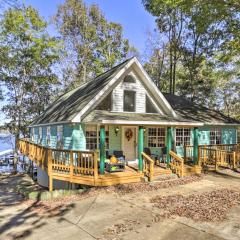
[193,127,199,164]
[138,126,144,172]
[100,125,105,175]
[166,127,172,166]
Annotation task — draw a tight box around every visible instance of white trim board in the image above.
[101,120,204,126]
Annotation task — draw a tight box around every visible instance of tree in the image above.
[143,0,240,109]
[54,0,135,90]
[143,0,184,94]
[0,5,60,169]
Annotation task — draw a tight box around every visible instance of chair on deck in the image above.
[160,147,167,164]
[105,150,126,172]
[144,148,159,164]
[113,150,126,164]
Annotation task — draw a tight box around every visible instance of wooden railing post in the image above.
[48,148,53,192]
[233,152,236,170]
[184,145,187,163]
[142,152,154,181]
[215,149,218,171]
[198,146,203,167]
[94,151,99,184]
[149,161,154,182]
[70,151,73,182]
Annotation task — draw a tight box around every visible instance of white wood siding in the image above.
[112,71,149,113]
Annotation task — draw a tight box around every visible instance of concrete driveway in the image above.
[0,172,240,240]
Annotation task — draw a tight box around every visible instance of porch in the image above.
[17,139,239,191]
[17,139,173,190]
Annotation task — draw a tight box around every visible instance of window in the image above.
[146,95,158,113]
[86,126,97,150]
[86,126,109,150]
[57,125,63,148]
[123,75,136,83]
[39,127,42,144]
[148,127,166,147]
[31,128,34,142]
[210,128,221,145]
[124,90,135,112]
[176,128,191,146]
[95,92,112,111]
[46,126,51,145]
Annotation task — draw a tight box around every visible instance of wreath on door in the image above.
[125,129,133,141]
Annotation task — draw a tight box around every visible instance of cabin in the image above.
[17,57,240,190]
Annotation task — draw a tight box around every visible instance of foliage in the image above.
[0,5,60,140]
[143,0,240,117]
[54,0,136,90]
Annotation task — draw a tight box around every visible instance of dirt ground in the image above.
[0,171,240,240]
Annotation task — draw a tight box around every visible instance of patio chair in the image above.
[113,150,126,165]
[160,147,167,163]
[144,147,159,164]
[105,150,126,172]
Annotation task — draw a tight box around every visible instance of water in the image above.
[0,134,25,174]
[0,134,15,152]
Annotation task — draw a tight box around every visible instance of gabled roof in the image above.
[30,57,177,126]
[30,58,134,126]
[163,93,240,125]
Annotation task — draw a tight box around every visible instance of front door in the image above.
[122,126,137,160]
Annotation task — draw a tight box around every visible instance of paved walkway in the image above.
[0,172,240,240]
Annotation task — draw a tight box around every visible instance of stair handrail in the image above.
[169,150,184,177]
[142,152,154,181]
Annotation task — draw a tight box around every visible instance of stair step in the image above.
[153,173,178,181]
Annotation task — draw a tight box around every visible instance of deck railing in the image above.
[198,145,240,170]
[183,145,194,163]
[18,139,98,190]
[142,152,154,181]
[169,150,184,177]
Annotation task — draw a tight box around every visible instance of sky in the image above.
[23,0,157,53]
[0,0,157,125]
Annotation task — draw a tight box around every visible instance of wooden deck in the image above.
[18,139,239,191]
[17,139,175,189]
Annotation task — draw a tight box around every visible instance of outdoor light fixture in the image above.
[115,126,119,136]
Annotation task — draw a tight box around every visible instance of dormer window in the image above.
[123,75,136,83]
[124,90,135,112]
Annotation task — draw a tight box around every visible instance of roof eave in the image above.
[204,122,240,126]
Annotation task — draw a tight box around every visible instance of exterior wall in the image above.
[50,125,57,148]
[112,71,158,113]
[29,125,238,156]
[42,126,47,146]
[33,127,39,143]
[109,125,122,155]
[198,126,237,145]
[37,167,75,190]
[222,127,237,144]
[72,124,86,150]
[29,123,86,151]
[63,124,73,149]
